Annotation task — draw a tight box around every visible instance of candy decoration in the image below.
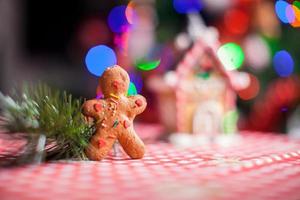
[196,72,210,80]
[110,93,120,99]
[109,98,118,104]
[113,120,119,128]
[98,139,106,148]
[123,120,131,129]
[135,99,143,107]
[94,104,102,112]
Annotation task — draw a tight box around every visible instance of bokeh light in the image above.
[201,0,232,13]
[173,0,203,14]
[125,1,137,24]
[238,74,260,100]
[85,45,117,76]
[275,0,295,24]
[136,59,161,71]
[77,19,110,49]
[129,72,143,93]
[229,72,251,91]
[217,43,245,71]
[127,82,138,96]
[96,92,104,99]
[294,0,300,9]
[108,6,129,33]
[96,85,104,99]
[286,4,296,23]
[273,50,294,77]
[175,33,192,50]
[244,35,271,71]
[291,4,300,27]
[224,9,249,35]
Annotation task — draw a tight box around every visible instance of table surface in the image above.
[0,132,300,200]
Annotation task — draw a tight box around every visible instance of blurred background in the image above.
[1,0,300,135]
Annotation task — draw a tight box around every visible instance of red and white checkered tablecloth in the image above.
[0,132,300,200]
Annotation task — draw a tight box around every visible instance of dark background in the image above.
[1,0,300,134]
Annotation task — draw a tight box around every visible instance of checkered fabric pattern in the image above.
[0,132,300,200]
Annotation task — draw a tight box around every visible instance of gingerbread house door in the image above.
[192,100,223,136]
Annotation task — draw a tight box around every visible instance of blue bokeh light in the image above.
[273,50,294,77]
[275,0,294,24]
[129,72,143,93]
[173,0,203,14]
[108,6,129,33]
[85,45,117,77]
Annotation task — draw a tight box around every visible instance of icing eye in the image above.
[135,99,143,107]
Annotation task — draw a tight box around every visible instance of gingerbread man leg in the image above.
[118,128,145,159]
[85,130,117,160]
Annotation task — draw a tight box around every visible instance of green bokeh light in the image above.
[217,43,245,71]
[136,59,161,71]
[127,82,137,96]
[293,0,300,9]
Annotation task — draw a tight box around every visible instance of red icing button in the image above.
[135,99,143,107]
[123,120,131,129]
[98,139,106,148]
[94,103,102,112]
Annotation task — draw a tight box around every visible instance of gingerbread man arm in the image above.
[82,99,106,120]
[128,95,147,116]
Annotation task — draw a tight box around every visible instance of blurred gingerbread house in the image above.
[148,39,248,136]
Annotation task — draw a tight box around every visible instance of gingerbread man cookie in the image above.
[82,65,147,160]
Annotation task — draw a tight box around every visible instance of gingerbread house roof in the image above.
[175,39,241,91]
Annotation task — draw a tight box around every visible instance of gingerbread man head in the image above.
[82,65,147,161]
[98,65,130,97]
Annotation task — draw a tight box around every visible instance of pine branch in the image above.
[0,83,95,160]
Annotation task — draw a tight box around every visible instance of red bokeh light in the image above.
[238,74,260,100]
[224,9,249,35]
[77,19,110,50]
